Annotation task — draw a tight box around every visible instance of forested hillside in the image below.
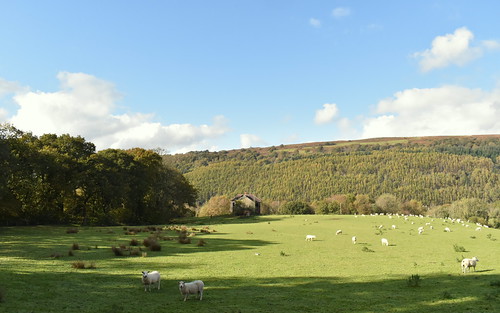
[164,136,500,208]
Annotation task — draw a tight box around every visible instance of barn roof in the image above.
[231,193,261,203]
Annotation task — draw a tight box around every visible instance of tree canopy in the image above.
[0,124,196,226]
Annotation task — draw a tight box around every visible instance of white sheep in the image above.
[336,230,342,235]
[179,280,204,301]
[351,236,357,244]
[305,235,316,241]
[461,257,479,273]
[391,225,396,229]
[381,238,389,246]
[444,227,451,232]
[142,271,161,292]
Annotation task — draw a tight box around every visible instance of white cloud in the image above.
[0,78,26,97]
[314,103,338,125]
[332,7,351,19]
[240,134,266,148]
[309,18,321,28]
[413,27,500,72]
[361,85,500,138]
[0,107,7,121]
[6,72,229,153]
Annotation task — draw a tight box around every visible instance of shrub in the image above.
[111,246,124,256]
[71,243,80,250]
[198,195,231,217]
[178,230,191,244]
[68,250,74,257]
[453,244,466,252]
[149,241,161,251]
[130,239,139,246]
[143,237,153,247]
[280,201,314,215]
[197,239,206,246]
[407,274,421,287]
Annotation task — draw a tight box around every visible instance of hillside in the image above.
[163,135,500,206]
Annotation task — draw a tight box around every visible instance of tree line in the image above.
[0,124,196,226]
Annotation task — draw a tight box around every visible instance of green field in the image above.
[1,215,499,313]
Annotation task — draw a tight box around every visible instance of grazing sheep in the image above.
[141,271,161,292]
[418,229,424,235]
[178,280,204,301]
[381,238,389,246]
[391,225,396,229]
[336,230,342,235]
[352,236,357,244]
[444,227,451,232]
[305,235,316,241]
[461,257,479,273]
[475,227,482,231]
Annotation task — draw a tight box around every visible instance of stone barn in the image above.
[230,193,262,216]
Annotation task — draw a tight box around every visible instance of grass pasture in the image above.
[0,215,499,313]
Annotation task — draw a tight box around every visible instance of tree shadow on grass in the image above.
[171,215,287,226]
[1,272,499,313]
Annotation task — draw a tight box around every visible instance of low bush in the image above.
[71,243,80,250]
[197,239,207,246]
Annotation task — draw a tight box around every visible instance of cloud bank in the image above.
[414,27,500,72]
[362,85,500,138]
[3,72,229,153]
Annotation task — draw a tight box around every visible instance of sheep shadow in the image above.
[475,269,495,273]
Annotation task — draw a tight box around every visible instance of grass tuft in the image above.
[441,291,453,299]
[407,274,421,287]
[71,261,96,269]
[453,244,466,252]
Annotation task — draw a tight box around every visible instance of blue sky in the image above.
[1,1,500,153]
